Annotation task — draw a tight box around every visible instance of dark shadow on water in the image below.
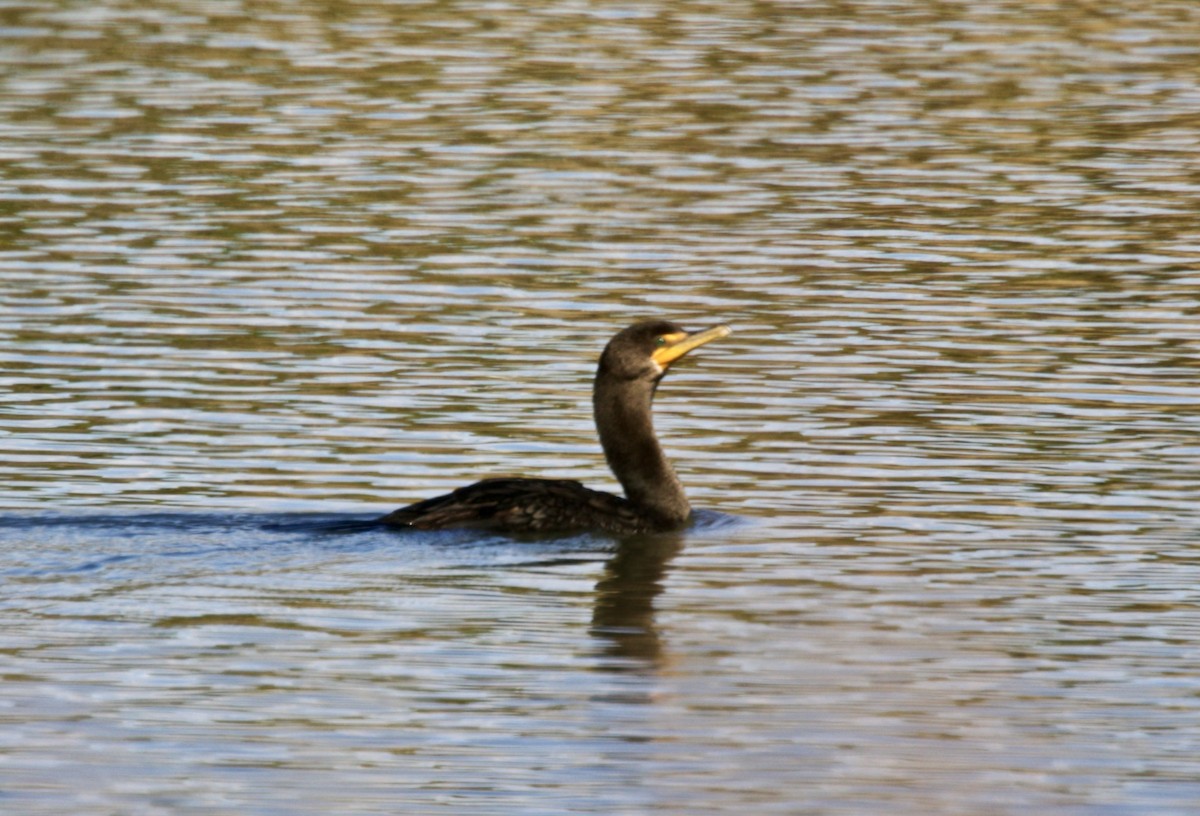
[590,532,684,671]
[587,509,742,671]
[2,510,742,665]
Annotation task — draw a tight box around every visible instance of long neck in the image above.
[593,373,690,526]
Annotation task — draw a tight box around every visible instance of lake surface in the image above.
[3,1,1200,813]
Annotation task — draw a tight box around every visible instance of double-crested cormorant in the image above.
[379,320,731,535]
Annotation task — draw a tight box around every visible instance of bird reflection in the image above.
[590,532,683,670]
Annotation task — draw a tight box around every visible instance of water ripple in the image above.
[2,1,1200,814]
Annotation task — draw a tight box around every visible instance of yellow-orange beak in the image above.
[650,324,732,368]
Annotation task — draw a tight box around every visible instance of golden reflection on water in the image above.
[2,1,1200,814]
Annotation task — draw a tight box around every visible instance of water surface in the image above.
[2,1,1200,813]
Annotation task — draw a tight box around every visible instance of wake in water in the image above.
[0,508,745,578]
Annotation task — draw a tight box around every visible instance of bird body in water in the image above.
[379,320,731,536]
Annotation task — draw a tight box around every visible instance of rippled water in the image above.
[3,1,1200,813]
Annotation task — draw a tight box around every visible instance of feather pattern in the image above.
[379,477,658,535]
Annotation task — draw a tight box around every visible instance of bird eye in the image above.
[655,336,667,347]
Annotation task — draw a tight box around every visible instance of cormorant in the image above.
[379,320,730,535]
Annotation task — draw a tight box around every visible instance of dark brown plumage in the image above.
[379,320,731,536]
